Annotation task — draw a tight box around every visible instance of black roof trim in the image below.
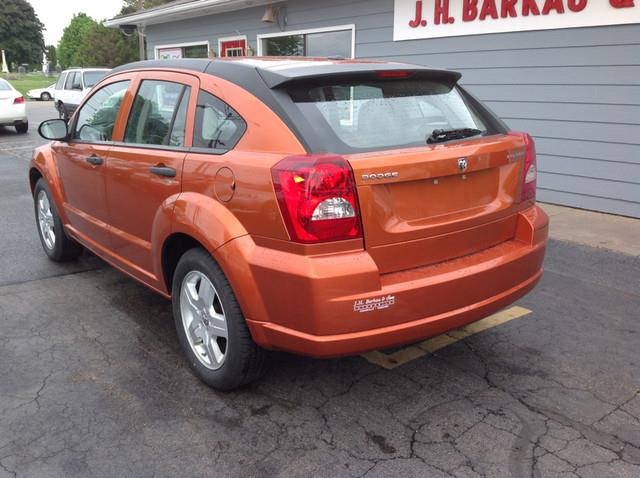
[107,59,212,77]
[106,59,462,87]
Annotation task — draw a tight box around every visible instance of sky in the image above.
[29,0,126,46]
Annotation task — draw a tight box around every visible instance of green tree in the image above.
[0,0,45,70]
[77,23,138,68]
[57,13,97,69]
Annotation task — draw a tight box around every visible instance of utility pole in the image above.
[138,0,146,61]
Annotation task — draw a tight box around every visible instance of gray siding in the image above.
[145,0,640,217]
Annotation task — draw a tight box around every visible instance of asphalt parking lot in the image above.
[0,103,639,478]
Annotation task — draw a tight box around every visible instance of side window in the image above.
[193,91,246,151]
[55,73,67,90]
[73,81,130,142]
[124,80,190,146]
[64,72,76,90]
[72,73,82,90]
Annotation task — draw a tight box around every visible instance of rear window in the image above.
[0,80,11,91]
[287,79,491,153]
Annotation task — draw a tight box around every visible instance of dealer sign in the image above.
[394,0,640,41]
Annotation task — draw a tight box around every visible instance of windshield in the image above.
[0,80,12,91]
[288,79,490,153]
[83,71,107,88]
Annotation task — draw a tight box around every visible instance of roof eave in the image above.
[104,0,275,27]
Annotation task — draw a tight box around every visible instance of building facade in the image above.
[107,0,640,218]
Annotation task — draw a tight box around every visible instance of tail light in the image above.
[14,96,25,104]
[271,154,362,243]
[508,132,537,203]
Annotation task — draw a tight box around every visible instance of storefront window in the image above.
[260,27,353,58]
[157,43,209,60]
[306,30,352,58]
[263,35,304,56]
[183,44,209,58]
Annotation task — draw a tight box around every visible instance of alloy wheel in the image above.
[37,190,56,250]
[180,271,229,370]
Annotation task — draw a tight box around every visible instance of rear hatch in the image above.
[347,135,524,273]
[280,67,527,273]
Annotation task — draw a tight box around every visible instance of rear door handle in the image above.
[149,166,176,178]
[86,155,103,166]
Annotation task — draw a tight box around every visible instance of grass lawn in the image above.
[0,73,58,97]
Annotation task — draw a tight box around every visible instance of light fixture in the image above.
[261,5,276,23]
[261,4,287,30]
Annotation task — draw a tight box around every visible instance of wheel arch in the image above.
[156,192,249,295]
[29,149,70,223]
[29,167,43,195]
[161,233,205,293]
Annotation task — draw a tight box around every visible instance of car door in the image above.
[53,76,135,252]
[53,72,67,102]
[67,71,84,106]
[105,72,199,283]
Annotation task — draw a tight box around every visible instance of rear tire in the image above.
[34,179,83,262]
[172,247,270,391]
[15,122,28,134]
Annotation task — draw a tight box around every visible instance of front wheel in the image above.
[57,103,68,121]
[172,248,270,391]
[41,92,51,101]
[33,179,83,262]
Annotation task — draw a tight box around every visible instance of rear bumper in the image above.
[0,104,27,125]
[218,205,548,358]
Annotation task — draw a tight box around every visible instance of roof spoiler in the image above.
[258,63,462,89]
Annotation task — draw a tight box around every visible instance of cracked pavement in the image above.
[0,103,639,477]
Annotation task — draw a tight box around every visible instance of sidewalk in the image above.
[540,203,640,256]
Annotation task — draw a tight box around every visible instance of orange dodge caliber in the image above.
[31,58,548,390]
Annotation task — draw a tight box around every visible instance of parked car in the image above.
[0,78,28,133]
[52,68,110,120]
[27,83,56,101]
[31,58,548,391]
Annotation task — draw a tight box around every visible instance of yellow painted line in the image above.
[361,306,532,370]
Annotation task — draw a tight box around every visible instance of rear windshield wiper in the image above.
[427,128,483,144]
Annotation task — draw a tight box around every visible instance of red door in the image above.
[220,39,247,57]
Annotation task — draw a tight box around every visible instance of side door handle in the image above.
[149,166,177,178]
[86,155,103,166]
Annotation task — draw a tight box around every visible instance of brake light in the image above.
[271,154,362,243]
[508,132,537,203]
[377,70,413,79]
[13,96,25,104]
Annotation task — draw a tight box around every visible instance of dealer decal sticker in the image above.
[354,295,396,313]
[394,0,640,41]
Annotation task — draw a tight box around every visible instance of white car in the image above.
[27,83,55,101]
[53,68,110,120]
[0,78,28,134]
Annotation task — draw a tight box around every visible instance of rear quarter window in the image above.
[55,73,67,90]
[287,79,494,153]
[83,71,107,89]
[192,91,246,152]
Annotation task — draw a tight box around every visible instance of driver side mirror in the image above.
[38,119,69,141]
